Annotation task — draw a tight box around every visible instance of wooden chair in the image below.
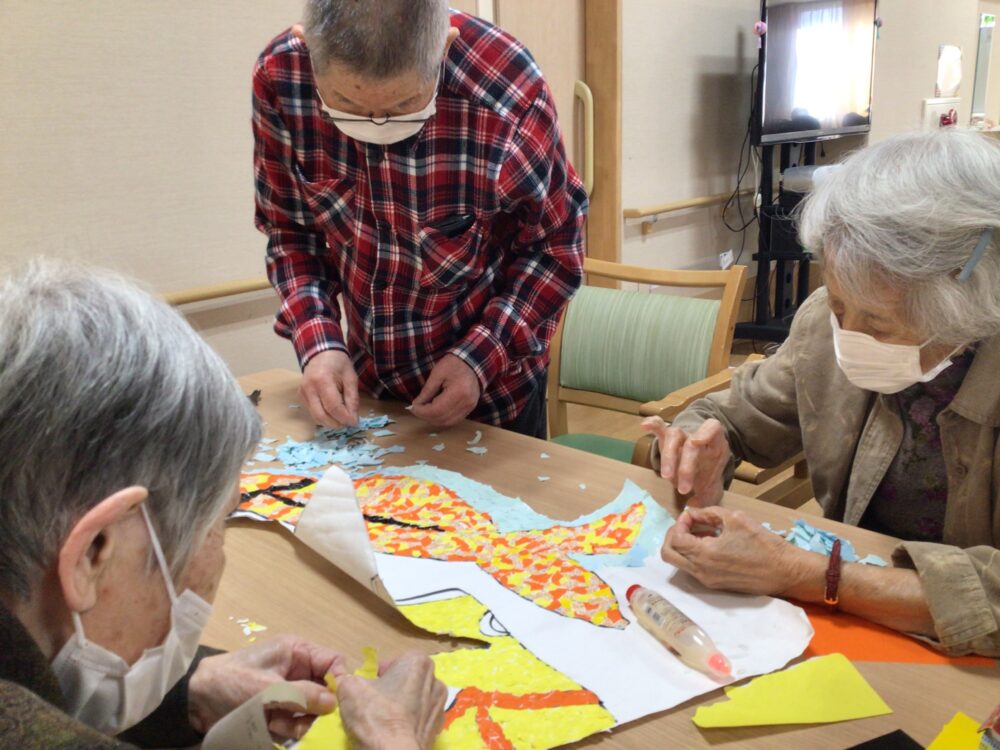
[632,354,812,508]
[547,258,747,462]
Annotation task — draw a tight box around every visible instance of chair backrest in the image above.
[548,259,747,435]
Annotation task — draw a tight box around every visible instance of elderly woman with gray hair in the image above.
[643,129,1000,656]
[0,263,446,748]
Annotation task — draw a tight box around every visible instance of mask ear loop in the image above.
[958,229,994,282]
[139,504,178,603]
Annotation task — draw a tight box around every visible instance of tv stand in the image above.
[734,142,815,344]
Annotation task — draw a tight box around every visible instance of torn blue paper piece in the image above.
[372,429,396,438]
[540,452,551,459]
[259,438,277,445]
[538,476,551,482]
[269,415,400,476]
[466,446,488,456]
[763,519,887,566]
[253,452,275,462]
[415,459,429,466]
[857,554,888,567]
[432,443,446,452]
[468,430,483,446]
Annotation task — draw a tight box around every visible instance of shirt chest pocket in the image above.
[418,217,486,289]
[298,175,356,250]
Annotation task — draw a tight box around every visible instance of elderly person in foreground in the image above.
[0,262,446,748]
[643,129,1000,657]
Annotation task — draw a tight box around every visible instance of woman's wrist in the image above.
[778,548,829,602]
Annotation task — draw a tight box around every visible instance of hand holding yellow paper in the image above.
[693,653,891,728]
[297,647,380,750]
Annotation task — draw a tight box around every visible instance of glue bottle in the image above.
[626,585,732,679]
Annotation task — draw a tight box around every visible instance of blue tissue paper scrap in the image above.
[763,519,888,567]
[267,415,405,476]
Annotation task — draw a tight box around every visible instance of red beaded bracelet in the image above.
[824,538,843,608]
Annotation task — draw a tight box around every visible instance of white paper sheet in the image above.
[293,466,814,727]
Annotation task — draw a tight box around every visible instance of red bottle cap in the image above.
[625,585,641,602]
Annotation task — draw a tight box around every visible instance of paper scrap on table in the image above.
[235,617,268,641]
[466,446,488,456]
[692,653,891,728]
[297,648,380,750]
[203,682,306,750]
[372,429,395,438]
[927,711,982,749]
[253,452,274,463]
[467,430,483,446]
[764,520,887,566]
[432,443,445,452]
[538,475,550,482]
[579,483,587,490]
[540,452,550,459]
[273,415,400,475]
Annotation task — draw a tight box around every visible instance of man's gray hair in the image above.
[0,260,260,600]
[303,0,450,79]
[799,129,1000,346]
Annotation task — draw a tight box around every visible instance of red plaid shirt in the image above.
[253,12,586,427]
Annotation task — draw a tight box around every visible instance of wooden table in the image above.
[204,369,999,748]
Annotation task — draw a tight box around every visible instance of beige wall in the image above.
[981,0,1000,125]
[0,1,304,375]
[621,0,760,271]
[620,0,983,273]
[869,0,980,140]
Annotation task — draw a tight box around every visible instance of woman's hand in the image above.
[641,417,730,507]
[338,651,448,750]
[187,635,348,740]
[660,506,824,596]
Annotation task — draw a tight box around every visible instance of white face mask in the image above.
[830,312,956,394]
[319,91,437,145]
[51,504,213,735]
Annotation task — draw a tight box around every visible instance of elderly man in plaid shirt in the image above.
[253,0,587,438]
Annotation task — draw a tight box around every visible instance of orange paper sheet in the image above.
[800,602,994,666]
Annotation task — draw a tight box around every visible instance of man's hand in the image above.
[300,349,359,428]
[337,652,448,750]
[187,635,348,741]
[641,417,730,507]
[410,354,481,428]
[660,506,821,596]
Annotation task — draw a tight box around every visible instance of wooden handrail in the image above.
[624,189,754,235]
[162,277,271,306]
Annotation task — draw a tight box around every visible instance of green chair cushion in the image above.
[559,285,720,403]
[551,433,635,464]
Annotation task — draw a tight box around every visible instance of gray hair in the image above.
[303,0,450,79]
[0,260,261,600]
[798,129,1000,346]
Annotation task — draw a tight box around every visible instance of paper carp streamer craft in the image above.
[356,475,642,628]
[235,471,641,627]
[236,473,318,529]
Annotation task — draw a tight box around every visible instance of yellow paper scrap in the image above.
[926,711,982,750]
[693,654,891,728]
[357,646,379,680]
[297,648,380,750]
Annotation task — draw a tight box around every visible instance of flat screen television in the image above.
[753,0,879,145]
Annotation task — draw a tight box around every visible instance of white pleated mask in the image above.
[50,504,212,735]
[830,313,956,394]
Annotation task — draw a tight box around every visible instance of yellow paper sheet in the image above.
[693,654,891,728]
[926,712,982,750]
